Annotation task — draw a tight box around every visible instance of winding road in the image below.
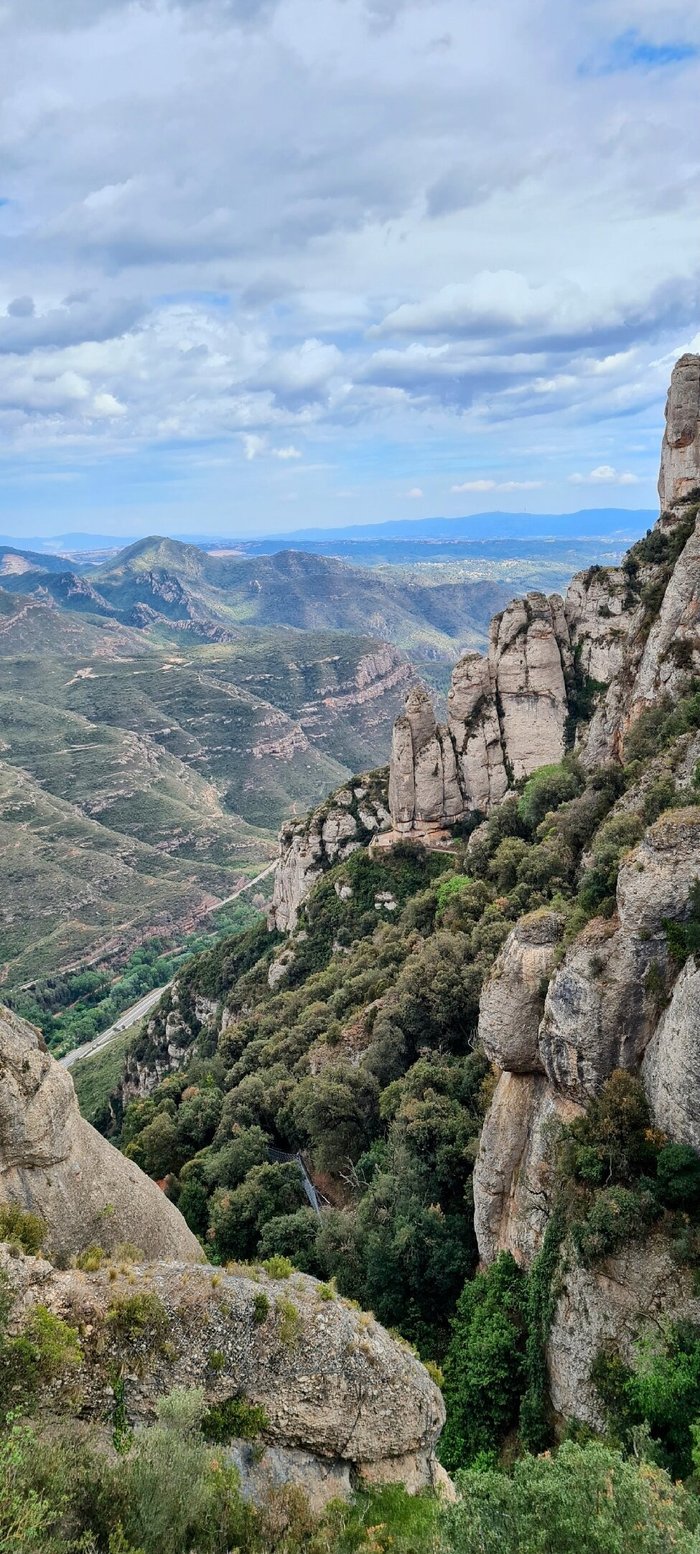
[61,859,277,1071]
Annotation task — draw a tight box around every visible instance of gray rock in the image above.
[473,1072,583,1266]
[547,1237,700,1427]
[0,1005,202,1263]
[1,1247,445,1488]
[643,957,700,1148]
[658,353,700,511]
[478,911,563,1072]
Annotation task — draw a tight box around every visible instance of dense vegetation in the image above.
[7,897,262,1058]
[113,702,700,1369]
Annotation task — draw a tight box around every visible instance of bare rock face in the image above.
[539,808,700,1103]
[547,1237,700,1427]
[269,774,391,932]
[658,353,700,511]
[643,957,700,1149]
[478,911,563,1072]
[626,513,700,715]
[1,1247,446,1498]
[0,1005,201,1263]
[388,594,571,834]
[488,593,570,781]
[473,1072,582,1266]
[565,567,639,685]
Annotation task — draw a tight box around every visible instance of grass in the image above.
[71,1026,140,1125]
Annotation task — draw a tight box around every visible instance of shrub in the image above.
[571,1185,659,1265]
[440,1254,528,1470]
[0,1205,46,1256]
[656,1143,700,1206]
[107,1292,169,1351]
[260,1254,293,1279]
[201,1394,268,1443]
[276,1296,302,1348]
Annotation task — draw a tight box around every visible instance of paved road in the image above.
[61,859,278,1071]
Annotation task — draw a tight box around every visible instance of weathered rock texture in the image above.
[1,1245,446,1500]
[547,1237,700,1427]
[658,353,700,511]
[478,911,563,1073]
[389,594,572,833]
[642,957,700,1150]
[270,772,391,932]
[0,1004,201,1263]
[388,355,700,827]
[473,1073,582,1266]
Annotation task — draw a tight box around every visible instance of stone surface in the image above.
[478,911,563,1073]
[627,514,700,716]
[658,353,700,511]
[547,1237,700,1427]
[565,567,639,685]
[1,1247,445,1488]
[643,957,700,1149]
[473,1072,583,1266]
[270,773,391,932]
[488,593,570,781]
[0,1004,201,1262]
[539,808,700,1102]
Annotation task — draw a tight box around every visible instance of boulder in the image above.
[270,774,391,932]
[1,1247,446,1493]
[0,1004,202,1263]
[488,593,570,781]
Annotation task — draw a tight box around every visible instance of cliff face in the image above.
[269,769,391,933]
[0,1005,202,1263]
[388,354,700,834]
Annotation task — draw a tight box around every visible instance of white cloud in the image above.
[568,465,640,485]
[451,478,544,492]
[241,433,266,460]
[406,486,424,498]
[272,444,302,459]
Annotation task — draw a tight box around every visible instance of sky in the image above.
[0,0,699,539]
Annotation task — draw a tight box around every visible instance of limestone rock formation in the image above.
[564,566,639,684]
[473,1072,582,1265]
[547,1237,700,1427]
[658,353,700,511]
[643,957,700,1149]
[388,594,572,834]
[269,773,391,933]
[478,910,563,1073]
[1,1245,446,1501]
[0,1004,201,1263]
[539,808,700,1104]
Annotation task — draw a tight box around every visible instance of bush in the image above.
[444,1439,700,1554]
[518,763,583,832]
[201,1394,267,1443]
[571,1185,659,1265]
[440,1254,527,1470]
[0,1205,46,1256]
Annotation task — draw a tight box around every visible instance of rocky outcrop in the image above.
[473,1073,582,1266]
[269,772,391,933]
[1,1245,446,1502]
[658,353,700,511]
[564,566,639,685]
[642,957,700,1149]
[388,594,572,834]
[0,1004,201,1263]
[478,910,563,1073]
[547,1236,700,1427]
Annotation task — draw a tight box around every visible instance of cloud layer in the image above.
[0,0,699,533]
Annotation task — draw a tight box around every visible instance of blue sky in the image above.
[0,0,699,539]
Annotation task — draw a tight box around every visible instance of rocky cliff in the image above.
[388,354,700,835]
[0,1002,447,1501]
[0,1004,202,1263]
[269,769,392,933]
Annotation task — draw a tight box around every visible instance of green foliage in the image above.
[210,1163,306,1262]
[252,1291,270,1324]
[0,1300,82,1419]
[0,1205,46,1256]
[440,1254,528,1470]
[595,1323,700,1479]
[665,879,700,965]
[572,1184,660,1266]
[276,1295,303,1348]
[107,1292,169,1352]
[260,1254,294,1279]
[445,1439,700,1554]
[518,1212,565,1453]
[518,762,583,832]
[201,1393,268,1443]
